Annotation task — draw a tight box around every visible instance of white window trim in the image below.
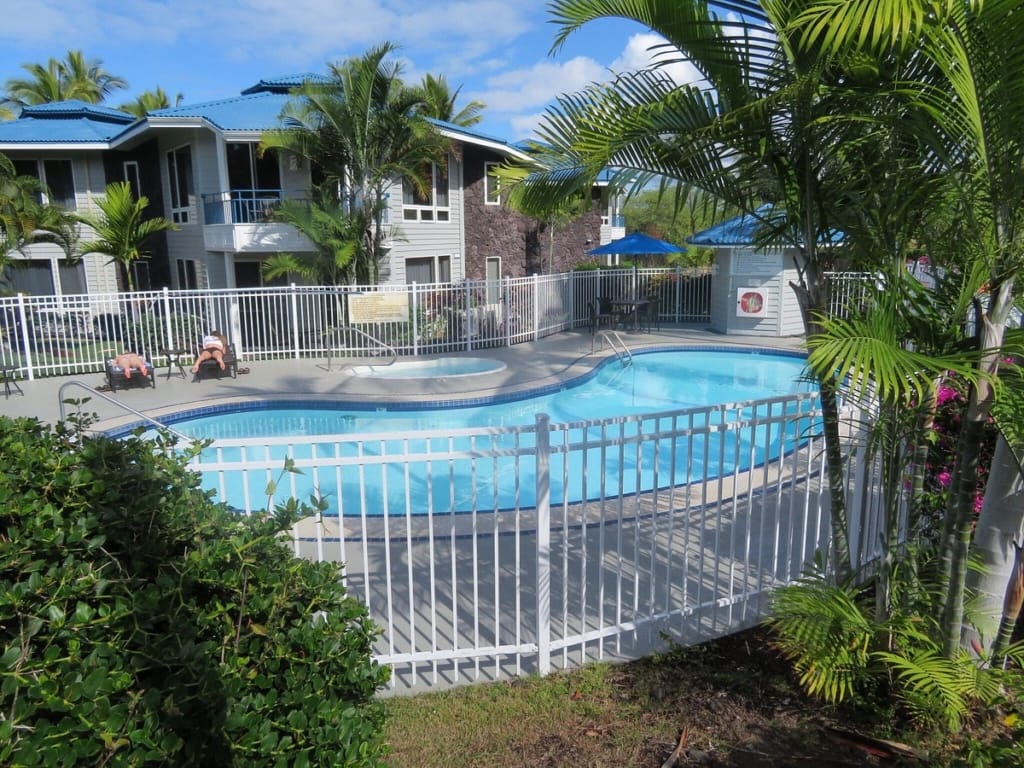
[402,159,450,222]
[166,144,193,224]
[484,162,500,206]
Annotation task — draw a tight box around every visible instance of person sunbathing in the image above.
[112,351,149,379]
[191,331,228,373]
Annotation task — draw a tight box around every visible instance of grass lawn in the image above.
[383,627,1007,767]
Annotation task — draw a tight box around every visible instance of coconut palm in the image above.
[3,50,127,112]
[261,43,446,284]
[119,87,184,118]
[73,182,176,291]
[413,73,485,127]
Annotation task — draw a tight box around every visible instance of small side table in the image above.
[163,348,190,380]
[1,365,24,398]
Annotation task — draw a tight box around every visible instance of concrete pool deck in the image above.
[0,325,806,429]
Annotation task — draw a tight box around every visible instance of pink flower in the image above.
[937,385,958,406]
[974,495,985,514]
[937,471,952,488]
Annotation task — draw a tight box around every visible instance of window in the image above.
[11,158,76,209]
[405,255,451,284]
[486,257,502,304]
[402,157,450,222]
[122,161,141,199]
[176,259,197,289]
[166,145,193,224]
[484,162,501,205]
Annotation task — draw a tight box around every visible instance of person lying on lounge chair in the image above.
[191,331,228,373]
[112,351,150,380]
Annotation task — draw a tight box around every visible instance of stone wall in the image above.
[461,145,603,278]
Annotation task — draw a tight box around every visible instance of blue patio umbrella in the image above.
[587,231,686,258]
[587,232,685,296]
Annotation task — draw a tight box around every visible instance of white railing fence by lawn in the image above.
[182,392,883,692]
[0,266,714,380]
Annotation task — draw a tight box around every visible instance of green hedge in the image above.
[0,416,389,766]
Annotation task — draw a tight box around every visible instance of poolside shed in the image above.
[688,206,807,337]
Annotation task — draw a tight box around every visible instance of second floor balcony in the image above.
[202,189,314,253]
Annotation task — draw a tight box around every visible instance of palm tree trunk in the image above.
[940,284,1012,656]
[963,434,1024,656]
[792,274,852,578]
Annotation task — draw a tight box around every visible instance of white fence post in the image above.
[289,284,301,360]
[161,287,174,353]
[16,292,34,380]
[535,412,551,676]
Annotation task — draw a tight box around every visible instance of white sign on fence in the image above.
[348,293,409,324]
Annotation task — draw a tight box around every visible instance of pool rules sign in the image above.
[348,293,410,324]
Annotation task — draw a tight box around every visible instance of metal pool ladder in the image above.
[320,326,397,371]
[595,330,633,366]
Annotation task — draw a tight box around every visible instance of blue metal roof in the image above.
[0,101,137,143]
[240,73,333,95]
[688,204,777,245]
[147,92,293,132]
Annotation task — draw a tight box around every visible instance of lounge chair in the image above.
[193,341,238,381]
[105,352,156,391]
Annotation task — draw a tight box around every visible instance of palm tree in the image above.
[794,0,1024,657]
[73,182,176,291]
[3,50,127,112]
[0,152,43,262]
[261,43,447,284]
[261,191,363,286]
[413,74,485,127]
[0,152,79,292]
[503,0,889,576]
[119,87,184,118]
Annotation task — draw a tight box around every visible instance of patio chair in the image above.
[641,295,661,333]
[105,351,156,391]
[588,300,615,334]
[193,340,238,381]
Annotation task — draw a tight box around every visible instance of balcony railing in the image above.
[202,189,308,225]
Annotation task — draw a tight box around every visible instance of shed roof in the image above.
[687,204,776,246]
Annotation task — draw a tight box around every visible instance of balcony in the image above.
[201,189,314,253]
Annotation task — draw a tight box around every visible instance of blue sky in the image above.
[0,0,699,141]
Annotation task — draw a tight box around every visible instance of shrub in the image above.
[0,415,389,767]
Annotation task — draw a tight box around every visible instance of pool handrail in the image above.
[319,325,397,371]
[595,329,633,365]
[57,380,194,442]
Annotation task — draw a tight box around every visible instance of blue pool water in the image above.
[166,349,818,515]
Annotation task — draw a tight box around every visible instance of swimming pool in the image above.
[168,349,818,515]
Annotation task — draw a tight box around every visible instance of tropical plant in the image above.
[0,152,78,292]
[500,0,905,577]
[2,49,127,112]
[0,414,389,766]
[119,86,184,117]
[73,181,177,291]
[794,0,1024,658]
[261,43,447,284]
[412,73,485,127]
[622,187,732,267]
[262,190,364,285]
[769,554,1024,733]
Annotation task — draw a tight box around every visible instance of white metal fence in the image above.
[0,267,713,379]
[180,392,881,692]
